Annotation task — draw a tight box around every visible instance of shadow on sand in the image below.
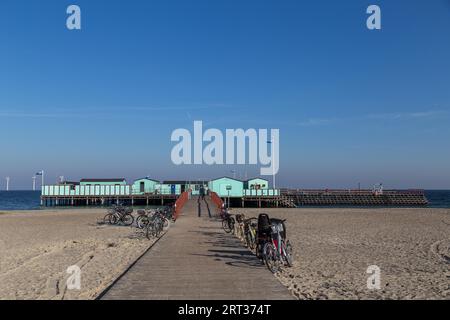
[189,228,264,269]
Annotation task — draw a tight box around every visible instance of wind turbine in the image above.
[5,177,10,191]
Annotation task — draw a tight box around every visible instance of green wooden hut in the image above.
[132,178,160,195]
[244,177,269,190]
[208,177,243,197]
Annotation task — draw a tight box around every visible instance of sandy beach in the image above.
[236,208,450,300]
[0,207,449,300]
[0,209,153,300]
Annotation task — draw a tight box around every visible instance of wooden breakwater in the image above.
[280,189,428,207]
[40,189,428,208]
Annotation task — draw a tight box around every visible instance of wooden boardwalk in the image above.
[101,196,293,300]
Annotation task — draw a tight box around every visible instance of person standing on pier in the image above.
[200,185,205,201]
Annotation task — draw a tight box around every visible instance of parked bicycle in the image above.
[136,209,154,229]
[243,217,258,250]
[136,207,171,230]
[145,211,166,239]
[163,206,175,221]
[260,217,293,273]
[234,213,246,241]
[156,207,171,230]
[219,205,235,234]
[103,204,134,226]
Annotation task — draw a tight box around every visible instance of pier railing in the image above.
[243,189,280,197]
[210,192,224,209]
[174,191,189,220]
[42,184,131,197]
[42,184,182,197]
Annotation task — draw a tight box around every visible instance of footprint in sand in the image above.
[430,239,450,264]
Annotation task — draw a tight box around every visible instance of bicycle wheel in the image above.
[240,226,246,241]
[162,217,170,230]
[248,230,257,250]
[237,225,243,240]
[229,218,235,235]
[145,222,154,239]
[282,240,293,267]
[136,216,149,229]
[122,214,134,226]
[103,213,113,224]
[222,219,232,233]
[152,221,161,237]
[157,220,164,235]
[244,234,251,249]
[110,214,120,225]
[263,242,281,273]
[136,215,143,228]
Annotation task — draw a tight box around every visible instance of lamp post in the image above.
[226,185,232,209]
[267,137,276,189]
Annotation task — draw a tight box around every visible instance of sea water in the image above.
[0,190,449,211]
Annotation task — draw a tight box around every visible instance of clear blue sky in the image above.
[1,0,449,190]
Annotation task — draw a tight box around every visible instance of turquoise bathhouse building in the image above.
[42,176,277,198]
[131,178,160,194]
[208,176,277,197]
[208,177,243,197]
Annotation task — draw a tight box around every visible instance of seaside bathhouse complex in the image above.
[41,176,428,208]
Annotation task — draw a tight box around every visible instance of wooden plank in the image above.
[101,197,293,300]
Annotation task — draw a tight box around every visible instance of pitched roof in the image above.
[163,180,209,185]
[134,177,160,183]
[60,181,80,185]
[80,178,126,182]
[246,177,269,182]
[211,176,243,182]
[163,180,189,185]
